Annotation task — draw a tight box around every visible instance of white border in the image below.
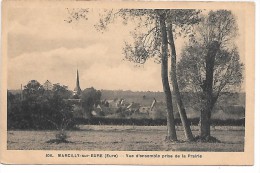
[0,0,259,172]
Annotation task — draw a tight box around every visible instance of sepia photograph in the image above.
[0,1,255,165]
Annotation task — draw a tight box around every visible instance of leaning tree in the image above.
[65,8,200,141]
[177,10,244,141]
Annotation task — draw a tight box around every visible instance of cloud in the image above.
[6,6,245,92]
[7,7,163,91]
[8,33,100,59]
[8,10,88,40]
[83,60,162,91]
[7,6,139,59]
[8,45,162,91]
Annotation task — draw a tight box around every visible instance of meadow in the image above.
[7,125,244,151]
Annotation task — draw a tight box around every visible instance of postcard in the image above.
[0,0,255,165]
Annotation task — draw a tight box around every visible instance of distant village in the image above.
[9,69,245,120]
[10,69,167,119]
[67,69,166,119]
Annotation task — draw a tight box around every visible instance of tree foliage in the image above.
[177,10,243,110]
[177,10,243,140]
[81,87,102,117]
[8,80,74,130]
[119,9,200,65]
[178,46,243,109]
[194,10,238,48]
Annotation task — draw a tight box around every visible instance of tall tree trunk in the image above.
[200,108,211,138]
[159,13,178,141]
[200,41,220,139]
[167,23,194,141]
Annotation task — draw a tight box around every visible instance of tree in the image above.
[158,11,177,141]
[167,22,194,141]
[43,83,74,131]
[22,80,46,129]
[81,87,102,117]
[65,8,200,141]
[23,80,45,100]
[41,83,74,143]
[8,80,74,131]
[177,10,243,141]
[7,91,25,129]
[52,83,73,99]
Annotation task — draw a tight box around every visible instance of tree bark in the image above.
[167,23,194,141]
[159,13,178,141]
[200,108,211,138]
[200,41,220,139]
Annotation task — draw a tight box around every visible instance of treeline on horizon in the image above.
[8,89,245,106]
[7,84,245,130]
[74,117,245,127]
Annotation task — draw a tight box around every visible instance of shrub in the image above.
[55,129,68,142]
[7,81,75,130]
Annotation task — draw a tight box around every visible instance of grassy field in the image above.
[7,125,244,151]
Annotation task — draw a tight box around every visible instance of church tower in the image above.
[73,69,82,96]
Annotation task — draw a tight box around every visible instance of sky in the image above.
[6,6,245,92]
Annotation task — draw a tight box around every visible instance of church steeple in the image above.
[74,69,82,96]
